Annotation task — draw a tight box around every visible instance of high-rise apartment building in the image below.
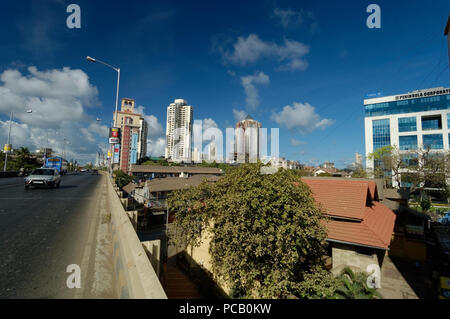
[355,152,363,168]
[113,98,148,172]
[234,115,262,163]
[364,87,450,186]
[165,99,193,162]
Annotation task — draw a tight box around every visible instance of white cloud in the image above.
[290,138,306,146]
[146,137,166,157]
[232,109,247,122]
[0,66,106,164]
[271,102,334,132]
[135,105,165,157]
[273,8,304,28]
[241,71,270,110]
[136,105,164,138]
[222,34,309,72]
[203,118,218,130]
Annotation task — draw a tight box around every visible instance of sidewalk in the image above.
[378,256,423,299]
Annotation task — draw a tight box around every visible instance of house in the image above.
[130,165,224,180]
[301,178,397,275]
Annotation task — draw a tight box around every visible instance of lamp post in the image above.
[86,56,121,176]
[86,56,120,127]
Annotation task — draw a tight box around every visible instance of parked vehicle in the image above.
[91,169,99,175]
[24,168,61,189]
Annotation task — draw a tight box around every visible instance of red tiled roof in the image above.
[301,178,396,250]
[302,179,370,220]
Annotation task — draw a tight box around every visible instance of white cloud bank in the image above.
[0,66,107,164]
[271,102,334,133]
[241,71,270,110]
[221,34,309,72]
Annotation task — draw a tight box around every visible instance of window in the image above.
[401,154,418,167]
[399,135,418,150]
[448,114,450,129]
[372,119,390,150]
[398,117,417,132]
[365,94,450,117]
[421,115,442,130]
[422,134,443,149]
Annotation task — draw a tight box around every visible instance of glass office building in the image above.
[364,87,450,187]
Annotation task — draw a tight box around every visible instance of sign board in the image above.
[130,132,138,164]
[109,127,120,138]
[113,144,120,164]
[3,144,12,153]
[109,137,120,144]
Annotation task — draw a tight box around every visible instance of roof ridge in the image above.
[362,202,395,247]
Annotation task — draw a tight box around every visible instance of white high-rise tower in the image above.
[165,99,193,162]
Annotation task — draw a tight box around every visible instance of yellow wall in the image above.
[389,233,427,261]
[184,225,232,296]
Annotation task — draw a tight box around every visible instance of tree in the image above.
[113,170,134,188]
[168,163,335,299]
[332,267,380,299]
[14,147,37,171]
[367,145,400,187]
[368,146,450,197]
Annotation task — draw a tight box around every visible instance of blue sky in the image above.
[0,0,449,166]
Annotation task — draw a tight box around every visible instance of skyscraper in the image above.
[165,99,193,162]
[234,115,262,163]
[113,98,148,172]
[364,87,450,186]
[355,152,363,168]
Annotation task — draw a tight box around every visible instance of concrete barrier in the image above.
[142,240,161,278]
[106,174,167,299]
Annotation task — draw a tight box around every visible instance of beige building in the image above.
[113,98,148,172]
[234,115,262,163]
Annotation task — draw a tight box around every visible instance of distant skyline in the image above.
[0,0,449,166]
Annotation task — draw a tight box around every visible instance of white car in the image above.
[25,168,61,189]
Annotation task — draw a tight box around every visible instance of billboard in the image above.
[113,144,120,164]
[3,144,12,153]
[109,127,120,138]
[109,128,120,144]
[130,132,138,164]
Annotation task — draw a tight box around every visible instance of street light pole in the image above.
[86,56,120,127]
[115,68,120,128]
[3,111,13,172]
[86,56,121,176]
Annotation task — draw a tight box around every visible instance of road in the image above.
[0,172,117,298]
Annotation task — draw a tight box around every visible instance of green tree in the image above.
[332,267,380,299]
[14,147,37,171]
[114,169,135,188]
[168,163,334,299]
[352,168,367,178]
